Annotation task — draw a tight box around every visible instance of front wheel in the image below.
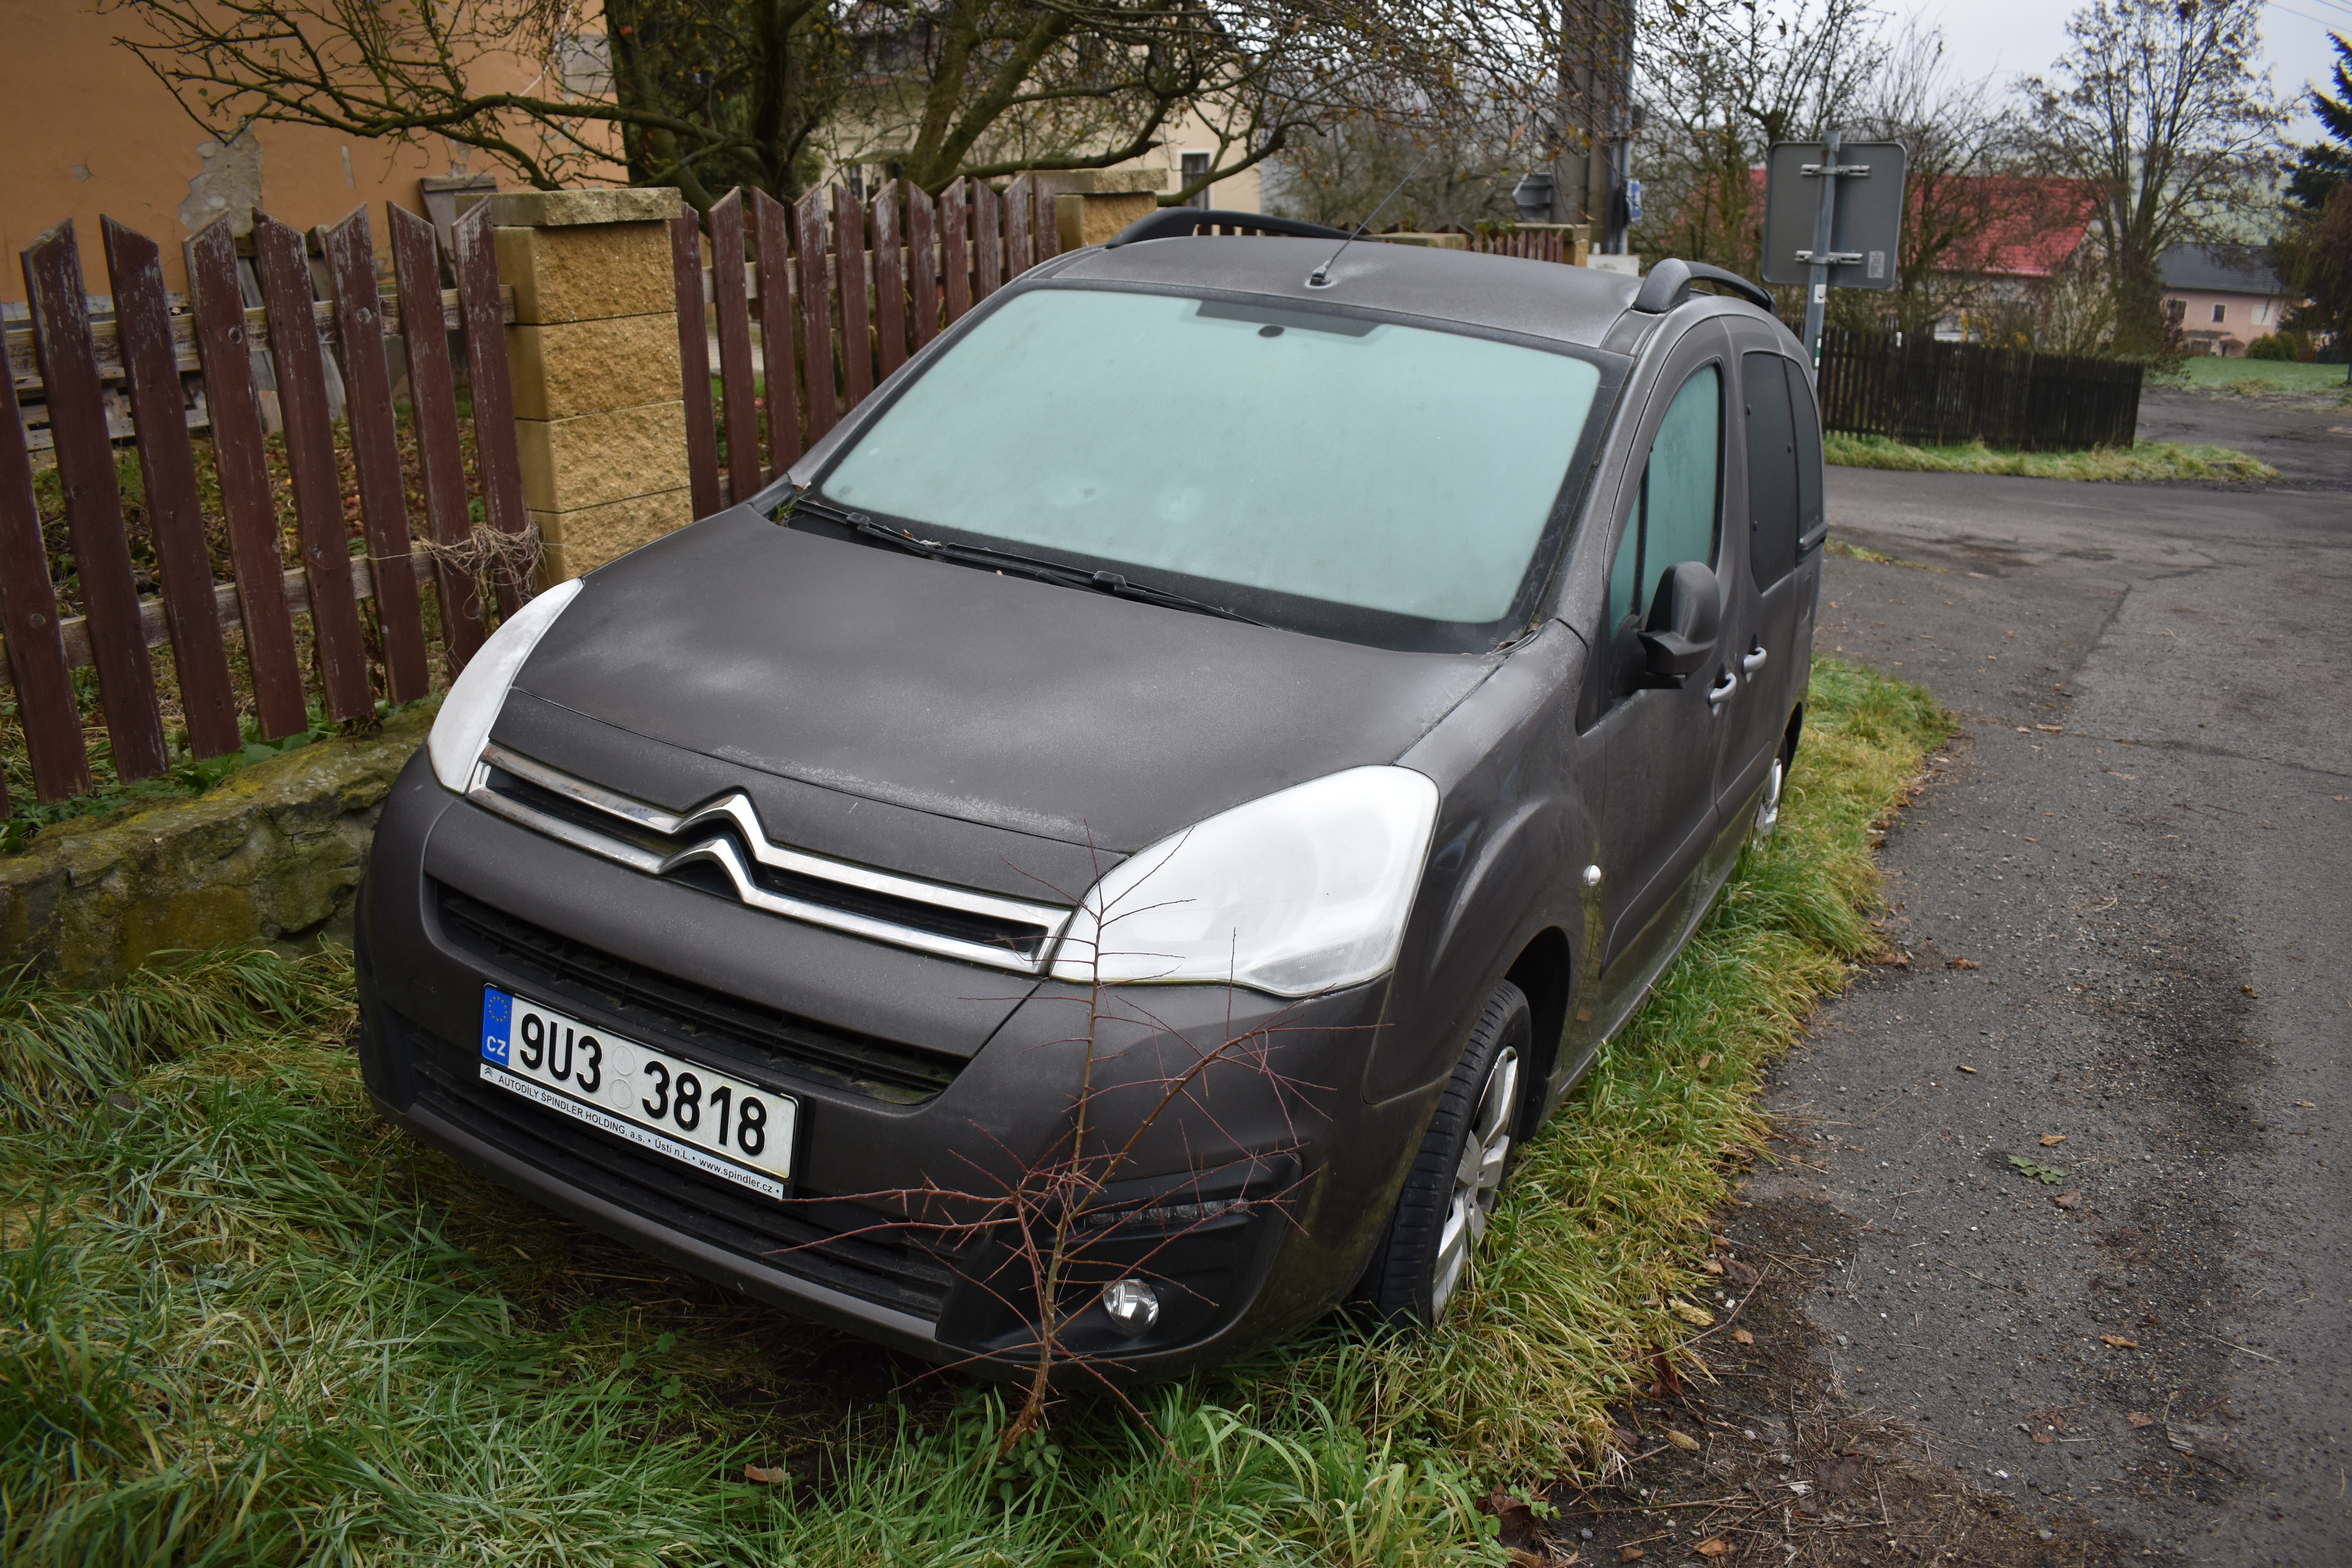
[1361,980,1530,1325]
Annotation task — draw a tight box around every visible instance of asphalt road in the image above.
[1740,397,2351,1563]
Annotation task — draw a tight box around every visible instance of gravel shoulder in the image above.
[1551,447,2351,1564]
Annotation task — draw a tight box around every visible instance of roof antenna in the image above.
[1307,143,1441,289]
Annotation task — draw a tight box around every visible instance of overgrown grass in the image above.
[0,655,1945,1562]
[1824,430,2276,483]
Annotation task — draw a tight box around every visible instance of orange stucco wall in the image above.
[0,1,617,301]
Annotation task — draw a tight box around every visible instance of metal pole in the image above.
[1800,129,1840,374]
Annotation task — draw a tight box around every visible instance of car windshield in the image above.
[814,286,1606,650]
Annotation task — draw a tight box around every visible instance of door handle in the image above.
[1742,644,1768,675]
[1708,670,1737,707]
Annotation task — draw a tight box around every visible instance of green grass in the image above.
[2151,356,2352,396]
[1824,430,2277,483]
[0,655,1946,1562]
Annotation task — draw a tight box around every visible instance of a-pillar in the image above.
[482,187,695,587]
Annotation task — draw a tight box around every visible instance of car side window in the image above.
[1744,352,1799,588]
[1791,359,1824,548]
[1598,364,1722,707]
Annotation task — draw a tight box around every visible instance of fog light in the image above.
[1100,1278,1160,1334]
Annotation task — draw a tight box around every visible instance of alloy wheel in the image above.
[1752,755,1786,841]
[1430,1045,1519,1317]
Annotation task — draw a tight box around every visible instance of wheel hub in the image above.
[1432,1045,1519,1316]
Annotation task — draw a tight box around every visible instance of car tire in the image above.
[1361,979,1531,1326]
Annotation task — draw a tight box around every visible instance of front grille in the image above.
[468,744,1073,973]
[437,887,965,1102]
[414,1059,956,1319]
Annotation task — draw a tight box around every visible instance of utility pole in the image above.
[1553,0,1635,248]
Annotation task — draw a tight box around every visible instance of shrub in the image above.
[2244,334,2294,360]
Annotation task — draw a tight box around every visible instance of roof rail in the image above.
[1631,258,1777,314]
[1103,209,1355,248]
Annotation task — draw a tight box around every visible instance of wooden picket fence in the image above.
[1814,327,2145,452]
[0,202,526,812]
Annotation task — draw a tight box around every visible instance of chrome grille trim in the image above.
[468,742,1075,973]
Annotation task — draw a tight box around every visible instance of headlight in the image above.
[426,578,584,792]
[1052,766,1439,997]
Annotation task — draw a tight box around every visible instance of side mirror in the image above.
[1638,560,1722,682]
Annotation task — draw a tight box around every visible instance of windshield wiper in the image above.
[783,490,1263,626]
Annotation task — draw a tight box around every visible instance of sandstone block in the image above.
[1056,191,1160,251]
[496,222,675,324]
[507,314,683,419]
[532,487,697,583]
[481,187,683,228]
[516,401,690,512]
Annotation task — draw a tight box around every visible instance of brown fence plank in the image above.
[1005,174,1035,278]
[185,220,306,739]
[907,184,941,348]
[872,185,908,380]
[973,180,1003,301]
[751,190,802,475]
[657,215,717,526]
[252,212,372,720]
[833,186,873,411]
[1030,176,1059,263]
[452,202,534,613]
[100,216,238,760]
[795,188,838,442]
[21,221,169,779]
[388,204,485,675]
[321,206,430,703]
[940,179,972,326]
[707,191,760,506]
[0,330,90,803]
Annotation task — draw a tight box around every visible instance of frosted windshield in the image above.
[820,288,1602,626]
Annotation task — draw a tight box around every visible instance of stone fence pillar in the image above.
[1044,171,1171,251]
[478,188,694,586]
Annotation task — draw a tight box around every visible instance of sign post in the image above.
[1762,135,1908,373]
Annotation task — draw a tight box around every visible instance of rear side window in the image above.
[1791,361,1824,546]
[1744,352,1798,588]
[1606,364,1722,634]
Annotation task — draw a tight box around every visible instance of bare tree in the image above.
[109,0,1550,211]
[1625,0,1891,278]
[2022,0,2289,359]
[1261,112,1530,232]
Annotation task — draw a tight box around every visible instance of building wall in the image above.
[2163,287,2289,357]
[0,0,561,301]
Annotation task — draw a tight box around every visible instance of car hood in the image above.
[512,509,1497,852]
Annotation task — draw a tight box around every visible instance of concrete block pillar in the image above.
[483,187,695,586]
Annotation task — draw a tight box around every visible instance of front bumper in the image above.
[355,753,1436,1376]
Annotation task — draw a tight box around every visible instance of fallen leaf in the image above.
[1702,1258,1725,1274]
[1695,1538,1733,1559]
[1949,956,1981,970]
[2053,1190,2082,1210]
[1732,1327,1755,1345]
[1698,1052,1714,1069]
[2032,1429,2053,1445]
[1666,1428,1701,1451]
[744,1463,788,1484]
[1621,1548,1644,1563]
[2102,1335,2138,1349]
[1725,1258,1761,1285]
[1958,1064,1978,1073]
[2040,1134,2067,1147]
[2128,1411,2154,1428]
[2241,984,2257,996]
[1670,1301,1715,1327]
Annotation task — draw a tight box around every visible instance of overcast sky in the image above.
[1881,0,2340,143]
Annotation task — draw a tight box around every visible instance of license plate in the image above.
[479,987,796,1198]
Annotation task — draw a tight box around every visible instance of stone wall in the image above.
[0,706,432,989]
